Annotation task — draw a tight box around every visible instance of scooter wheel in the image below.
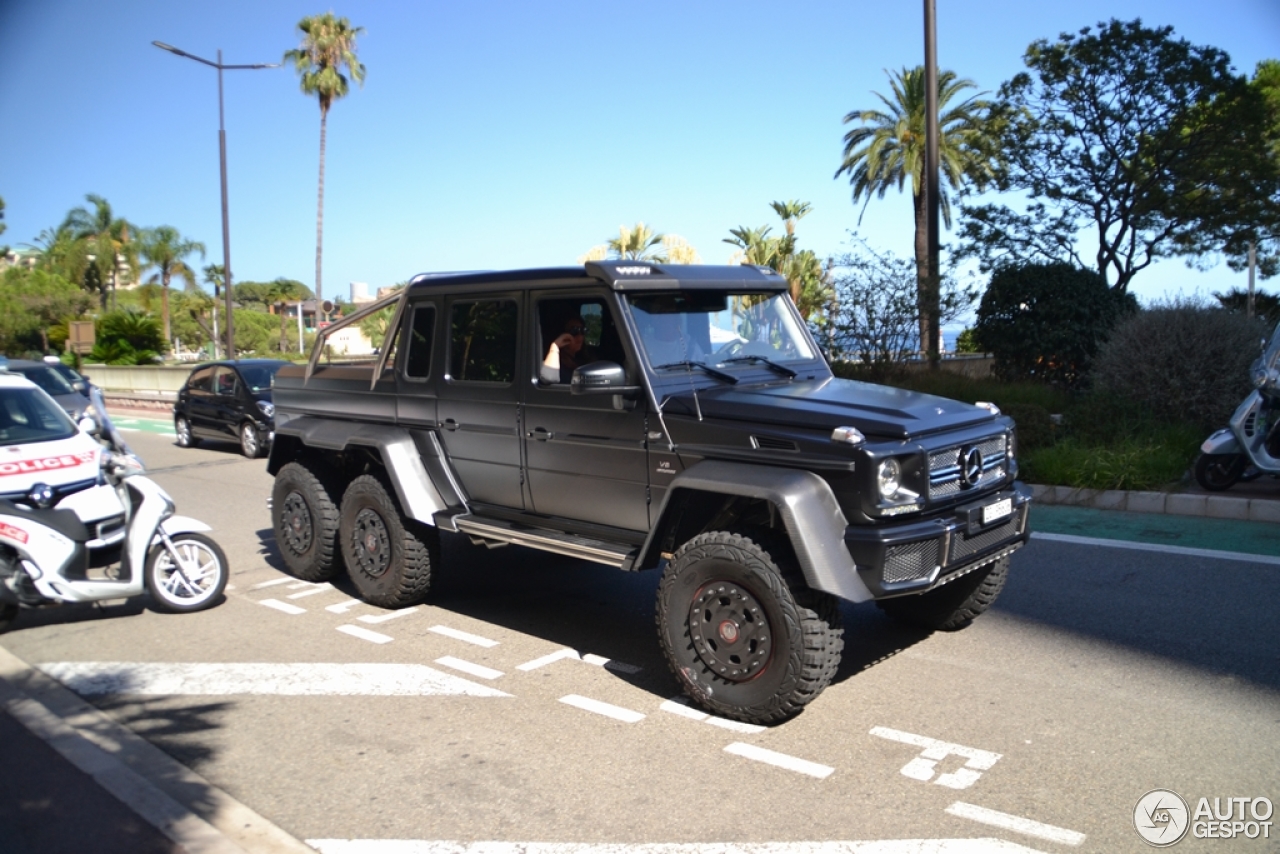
[1193,453,1247,492]
[146,532,229,613]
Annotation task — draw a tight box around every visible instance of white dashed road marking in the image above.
[946,802,1086,847]
[518,648,580,670]
[288,584,335,599]
[871,726,1002,789]
[307,840,1050,853]
[581,653,643,674]
[359,607,419,624]
[338,625,394,644]
[429,625,499,647]
[435,656,503,680]
[723,742,835,779]
[658,697,765,734]
[258,598,306,615]
[558,694,645,723]
[326,599,362,614]
[36,662,510,697]
[251,577,294,589]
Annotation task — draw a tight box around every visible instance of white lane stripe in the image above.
[428,625,499,647]
[338,625,394,644]
[326,599,362,614]
[706,716,767,734]
[305,839,1050,853]
[258,598,306,615]
[518,648,580,670]
[288,584,335,599]
[723,742,834,779]
[287,581,316,589]
[558,694,645,723]
[581,652,643,674]
[251,577,295,589]
[1031,531,1280,566]
[658,697,765,733]
[947,802,1086,847]
[435,656,503,680]
[360,607,419,624]
[36,662,510,697]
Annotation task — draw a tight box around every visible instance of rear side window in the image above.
[187,367,214,393]
[404,305,435,379]
[449,299,517,383]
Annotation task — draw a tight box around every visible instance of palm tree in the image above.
[608,222,667,261]
[285,12,366,303]
[60,194,138,310]
[138,226,206,350]
[725,203,832,320]
[835,67,997,356]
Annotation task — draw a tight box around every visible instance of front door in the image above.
[522,291,649,534]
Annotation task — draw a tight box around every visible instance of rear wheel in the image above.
[339,474,436,608]
[146,532,229,613]
[877,556,1009,631]
[272,462,344,582]
[1193,452,1247,491]
[656,530,843,725]
[175,416,198,448]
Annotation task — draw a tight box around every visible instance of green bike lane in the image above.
[104,407,1280,559]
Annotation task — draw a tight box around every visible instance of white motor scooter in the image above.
[0,390,228,632]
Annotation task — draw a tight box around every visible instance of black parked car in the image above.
[173,359,288,458]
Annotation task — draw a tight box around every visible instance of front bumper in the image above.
[845,482,1032,599]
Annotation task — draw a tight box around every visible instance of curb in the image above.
[1029,483,1280,523]
[0,647,315,854]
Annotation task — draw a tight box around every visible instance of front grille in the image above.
[882,540,939,584]
[950,516,1019,563]
[0,476,99,505]
[929,435,1008,500]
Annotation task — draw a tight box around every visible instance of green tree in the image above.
[724,202,832,321]
[835,66,998,357]
[0,266,90,354]
[60,194,138,310]
[138,226,206,351]
[609,223,667,261]
[285,12,366,302]
[974,262,1137,388]
[957,19,1280,292]
[91,309,163,365]
[267,278,310,353]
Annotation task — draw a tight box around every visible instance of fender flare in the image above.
[643,459,872,603]
[270,417,453,525]
[159,515,212,536]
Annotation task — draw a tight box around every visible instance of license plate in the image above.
[982,498,1013,525]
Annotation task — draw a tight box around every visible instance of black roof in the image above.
[405,262,788,295]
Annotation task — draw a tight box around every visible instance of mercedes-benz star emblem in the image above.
[959,446,983,487]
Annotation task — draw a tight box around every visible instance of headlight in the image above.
[877,458,902,498]
[257,400,275,419]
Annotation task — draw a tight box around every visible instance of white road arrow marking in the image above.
[871,726,1001,789]
[37,662,510,697]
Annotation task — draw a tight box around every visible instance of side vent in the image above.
[751,435,799,452]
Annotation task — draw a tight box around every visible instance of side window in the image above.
[404,305,435,379]
[188,367,214,393]
[536,296,627,384]
[214,367,239,396]
[449,299,518,383]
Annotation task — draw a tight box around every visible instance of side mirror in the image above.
[570,361,640,396]
[78,415,99,435]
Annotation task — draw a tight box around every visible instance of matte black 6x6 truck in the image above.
[268,262,1031,724]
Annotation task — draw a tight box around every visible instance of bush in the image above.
[91,309,163,365]
[1003,402,1054,451]
[974,262,1137,388]
[1090,299,1268,432]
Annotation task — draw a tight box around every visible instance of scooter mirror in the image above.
[78,415,99,435]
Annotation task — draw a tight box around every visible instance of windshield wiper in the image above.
[718,355,798,379]
[652,361,738,384]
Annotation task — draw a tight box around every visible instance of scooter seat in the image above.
[0,499,92,543]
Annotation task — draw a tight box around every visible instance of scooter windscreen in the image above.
[88,385,134,457]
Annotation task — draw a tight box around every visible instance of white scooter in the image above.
[0,391,228,632]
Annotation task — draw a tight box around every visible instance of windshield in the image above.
[239,363,286,393]
[626,291,815,371]
[0,386,78,446]
[14,365,76,396]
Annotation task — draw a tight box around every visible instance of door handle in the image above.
[528,427,553,441]
[443,419,459,431]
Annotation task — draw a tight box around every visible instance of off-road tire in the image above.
[175,416,198,448]
[339,474,436,608]
[146,532,229,613]
[240,422,264,459]
[272,462,344,582]
[656,530,843,725]
[1193,452,1246,492]
[877,555,1010,631]
[0,602,17,634]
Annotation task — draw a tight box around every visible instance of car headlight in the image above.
[257,400,275,419]
[877,458,902,499]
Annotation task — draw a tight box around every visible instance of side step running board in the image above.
[451,515,637,568]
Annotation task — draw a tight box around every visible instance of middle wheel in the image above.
[339,474,436,608]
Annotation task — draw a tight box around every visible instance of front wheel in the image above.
[175,416,198,448]
[656,531,843,725]
[146,532,229,613]
[876,556,1009,631]
[1193,452,1247,491]
[240,422,264,459]
[339,474,436,608]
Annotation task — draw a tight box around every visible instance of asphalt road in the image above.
[1,420,1277,854]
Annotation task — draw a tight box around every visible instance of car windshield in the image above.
[0,386,78,447]
[14,365,76,396]
[238,363,286,393]
[626,291,815,371]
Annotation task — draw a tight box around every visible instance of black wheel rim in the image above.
[280,492,313,556]
[688,580,772,681]
[351,507,391,578]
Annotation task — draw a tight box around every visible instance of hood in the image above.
[662,376,996,441]
[0,432,102,494]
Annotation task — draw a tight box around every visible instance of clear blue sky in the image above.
[1,0,1277,310]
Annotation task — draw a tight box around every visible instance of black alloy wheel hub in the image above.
[688,581,772,681]
[351,508,391,578]
[280,493,313,555]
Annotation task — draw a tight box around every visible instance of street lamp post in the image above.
[152,40,277,361]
